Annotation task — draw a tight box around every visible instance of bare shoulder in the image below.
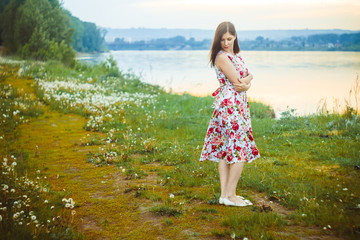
[215,52,233,69]
[216,52,227,60]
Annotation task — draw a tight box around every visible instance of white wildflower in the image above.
[13,213,20,219]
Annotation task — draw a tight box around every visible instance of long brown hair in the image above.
[209,21,240,67]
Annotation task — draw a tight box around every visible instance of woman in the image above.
[199,21,260,207]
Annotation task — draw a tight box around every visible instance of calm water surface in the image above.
[78,50,360,117]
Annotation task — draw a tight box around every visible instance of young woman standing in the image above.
[199,21,260,207]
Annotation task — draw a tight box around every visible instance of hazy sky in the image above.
[62,0,360,30]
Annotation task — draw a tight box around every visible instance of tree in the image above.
[21,27,50,60]
[0,0,12,45]
[14,0,73,49]
[66,12,105,52]
[1,0,76,65]
[256,36,264,42]
[68,14,85,51]
[307,34,338,44]
[0,0,26,52]
[1,0,104,63]
[82,21,104,52]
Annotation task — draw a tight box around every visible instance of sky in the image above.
[62,0,360,30]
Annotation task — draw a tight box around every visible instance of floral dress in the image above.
[199,50,260,164]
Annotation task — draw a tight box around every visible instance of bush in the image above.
[21,28,75,67]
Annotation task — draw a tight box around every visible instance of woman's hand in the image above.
[241,73,253,84]
[233,82,251,92]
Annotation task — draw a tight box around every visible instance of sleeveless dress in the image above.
[199,50,260,164]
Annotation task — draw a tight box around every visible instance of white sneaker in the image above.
[223,198,253,207]
[219,196,246,205]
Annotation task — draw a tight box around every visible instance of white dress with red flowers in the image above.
[199,50,260,164]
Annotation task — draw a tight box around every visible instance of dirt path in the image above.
[15,108,167,239]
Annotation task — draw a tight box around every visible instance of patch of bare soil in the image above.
[250,190,294,217]
[250,190,345,240]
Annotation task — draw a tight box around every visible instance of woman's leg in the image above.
[218,159,229,198]
[226,161,245,203]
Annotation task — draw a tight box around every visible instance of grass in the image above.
[149,204,183,217]
[1,55,359,239]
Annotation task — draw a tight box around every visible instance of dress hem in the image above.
[199,155,260,164]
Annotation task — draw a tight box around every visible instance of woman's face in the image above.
[220,32,236,53]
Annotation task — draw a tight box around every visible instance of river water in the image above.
[78,50,360,117]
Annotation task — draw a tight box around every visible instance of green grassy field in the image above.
[1,56,359,239]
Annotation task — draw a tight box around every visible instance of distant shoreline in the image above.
[105,32,360,52]
[77,49,360,55]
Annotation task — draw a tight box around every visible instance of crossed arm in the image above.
[215,53,253,92]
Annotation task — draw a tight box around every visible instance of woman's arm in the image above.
[215,53,253,87]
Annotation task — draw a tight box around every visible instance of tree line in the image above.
[107,32,360,51]
[107,36,211,51]
[107,36,212,50]
[241,33,360,51]
[0,0,105,66]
